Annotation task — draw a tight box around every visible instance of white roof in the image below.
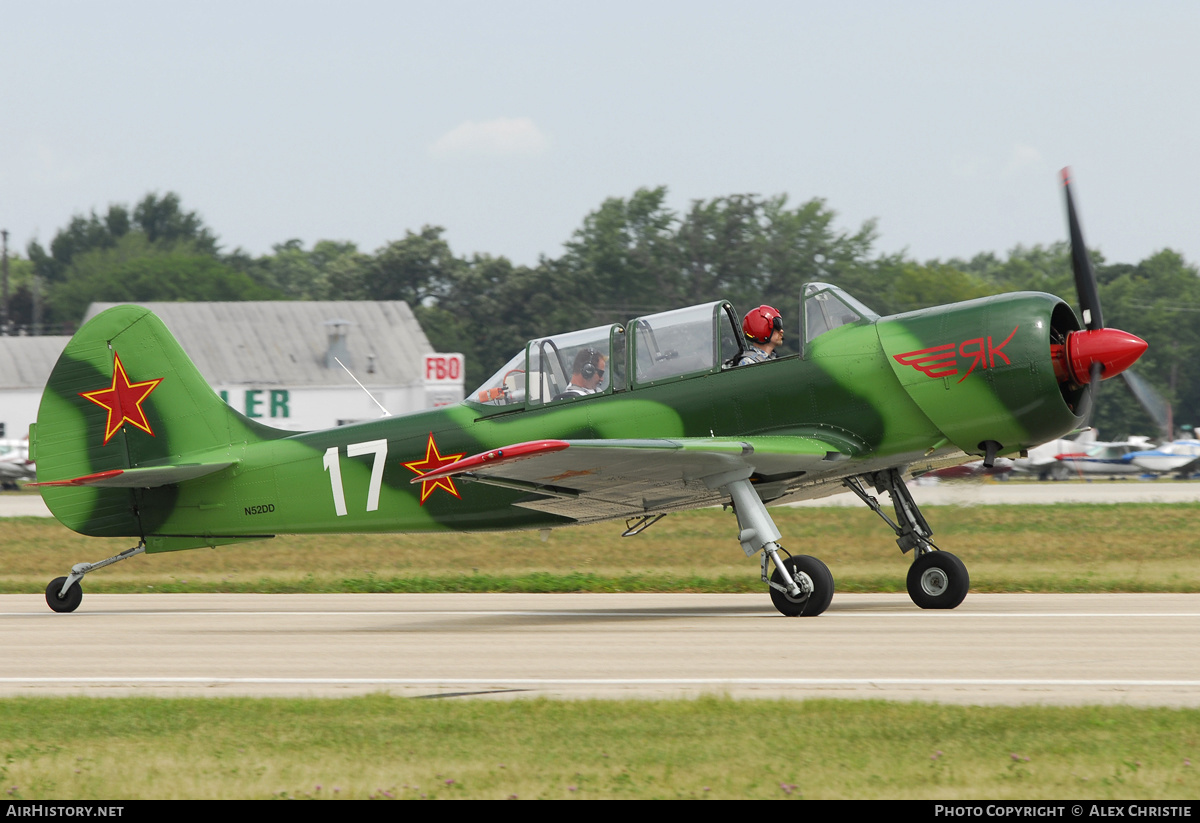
[82,301,434,387]
[0,336,72,390]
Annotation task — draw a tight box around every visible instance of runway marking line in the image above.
[5,610,1200,619]
[2,676,1200,688]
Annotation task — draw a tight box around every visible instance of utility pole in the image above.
[33,266,41,336]
[1,229,8,335]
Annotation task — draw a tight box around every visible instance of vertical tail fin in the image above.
[34,305,286,536]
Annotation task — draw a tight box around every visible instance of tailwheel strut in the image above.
[844,469,969,610]
[45,542,146,614]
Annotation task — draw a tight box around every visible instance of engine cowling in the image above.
[877,292,1144,461]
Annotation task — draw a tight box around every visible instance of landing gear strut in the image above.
[844,469,969,610]
[712,471,834,616]
[45,542,145,613]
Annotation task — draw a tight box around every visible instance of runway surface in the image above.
[6,480,1200,518]
[3,592,1198,705]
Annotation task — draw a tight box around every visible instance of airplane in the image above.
[1010,429,1097,480]
[0,437,34,490]
[1101,381,1200,477]
[30,169,1148,616]
[1027,424,1200,479]
[1052,434,1158,477]
[1126,437,1200,476]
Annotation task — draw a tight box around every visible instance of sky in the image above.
[3,1,1198,271]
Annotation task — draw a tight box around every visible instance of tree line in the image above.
[4,188,1196,440]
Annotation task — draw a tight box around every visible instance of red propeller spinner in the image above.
[1051,328,1147,386]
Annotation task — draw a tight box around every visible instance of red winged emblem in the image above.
[893,343,958,378]
[894,327,1019,383]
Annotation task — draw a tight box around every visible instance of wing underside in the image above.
[415,437,852,523]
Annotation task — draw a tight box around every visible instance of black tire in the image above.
[906,551,969,609]
[769,555,834,617]
[46,577,83,613]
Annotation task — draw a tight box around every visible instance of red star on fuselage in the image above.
[403,432,466,504]
[79,353,164,445]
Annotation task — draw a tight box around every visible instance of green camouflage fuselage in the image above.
[33,292,1084,553]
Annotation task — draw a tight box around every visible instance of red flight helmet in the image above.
[743,305,783,345]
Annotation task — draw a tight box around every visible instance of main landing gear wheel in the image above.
[46,576,83,613]
[906,551,969,610]
[769,555,834,617]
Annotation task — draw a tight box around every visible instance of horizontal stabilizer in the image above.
[29,461,236,489]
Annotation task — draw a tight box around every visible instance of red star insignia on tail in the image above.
[79,353,164,445]
[403,432,466,504]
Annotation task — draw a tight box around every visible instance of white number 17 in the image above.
[323,439,388,517]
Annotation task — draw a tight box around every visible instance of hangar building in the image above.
[0,301,461,442]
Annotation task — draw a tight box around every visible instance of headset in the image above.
[576,348,605,381]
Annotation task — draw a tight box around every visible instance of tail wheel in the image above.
[46,577,83,613]
[769,555,834,617]
[906,551,969,609]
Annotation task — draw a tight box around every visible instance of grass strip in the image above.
[0,696,1196,800]
[4,501,1200,594]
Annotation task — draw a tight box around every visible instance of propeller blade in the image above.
[1062,167,1104,330]
[1079,360,1102,428]
[1122,369,1174,441]
[1053,169,1149,431]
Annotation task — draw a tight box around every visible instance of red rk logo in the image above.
[894,327,1018,383]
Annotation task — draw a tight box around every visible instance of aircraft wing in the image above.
[413,437,851,522]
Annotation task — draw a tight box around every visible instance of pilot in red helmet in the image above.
[738,305,784,366]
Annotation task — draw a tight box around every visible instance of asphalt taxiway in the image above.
[2,592,1198,705]
[7,479,1200,518]
[5,483,1198,705]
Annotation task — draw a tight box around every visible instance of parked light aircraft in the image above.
[1053,435,1157,477]
[1010,430,1098,480]
[31,170,1148,615]
[1126,438,1200,476]
[0,438,34,490]
[1033,431,1200,479]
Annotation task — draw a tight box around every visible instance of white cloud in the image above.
[1003,144,1044,176]
[429,117,550,159]
[951,145,1045,180]
[950,152,988,179]
[27,141,83,185]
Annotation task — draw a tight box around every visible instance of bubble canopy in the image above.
[468,286,878,409]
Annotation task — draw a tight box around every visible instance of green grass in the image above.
[1,696,1197,800]
[4,502,1200,594]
